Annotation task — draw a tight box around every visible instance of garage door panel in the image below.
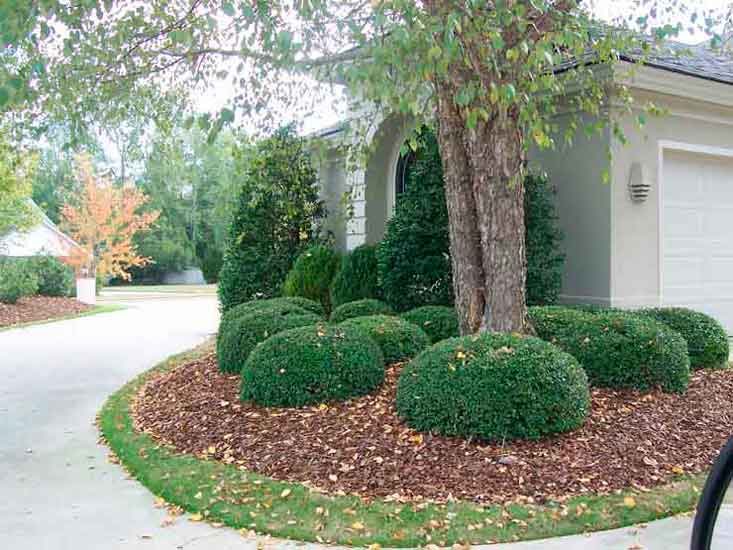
[664,207,703,236]
[662,149,733,333]
[706,208,733,238]
[709,257,733,283]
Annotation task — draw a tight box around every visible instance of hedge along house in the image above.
[314,40,733,332]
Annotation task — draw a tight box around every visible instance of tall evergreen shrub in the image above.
[218,127,326,311]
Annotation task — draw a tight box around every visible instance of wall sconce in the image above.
[628,162,651,203]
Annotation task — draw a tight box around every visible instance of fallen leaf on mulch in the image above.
[134,354,733,504]
[0,296,91,328]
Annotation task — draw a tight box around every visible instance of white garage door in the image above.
[663,149,733,333]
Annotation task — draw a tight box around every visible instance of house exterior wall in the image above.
[529,115,613,305]
[609,90,733,308]
[317,154,350,252]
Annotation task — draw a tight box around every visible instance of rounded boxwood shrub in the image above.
[330,298,394,324]
[283,245,341,314]
[217,308,321,374]
[401,306,460,344]
[330,244,381,308]
[217,300,317,352]
[529,306,690,393]
[225,297,324,321]
[241,324,385,407]
[635,307,729,370]
[396,333,590,441]
[338,314,430,364]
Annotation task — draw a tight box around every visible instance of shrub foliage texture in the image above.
[330,298,394,324]
[635,307,729,370]
[330,244,381,308]
[401,305,460,344]
[282,245,340,314]
[217,306,321,374]
[529,306,690,393]
[396,332,590,441]
[338,314,430,364]
[241,324,384,407]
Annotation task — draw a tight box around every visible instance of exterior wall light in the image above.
[628,162,651,203]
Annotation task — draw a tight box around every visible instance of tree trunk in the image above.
[434,83,531,335]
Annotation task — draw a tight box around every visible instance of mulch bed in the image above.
[134,353,733,505]
[0,296,91,328]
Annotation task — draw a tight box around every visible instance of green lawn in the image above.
[1,304,126,332]
[99,342,705,547]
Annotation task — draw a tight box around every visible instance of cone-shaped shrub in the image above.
[282,245,341,314]
[330,244,381,308]
[396,332,590,441]
[338,314,430,364]
[241,324,384,407]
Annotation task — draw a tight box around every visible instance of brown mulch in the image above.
[134,353,733,505]
[0,296,91,328]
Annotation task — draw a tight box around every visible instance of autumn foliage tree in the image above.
[61,155,159,280]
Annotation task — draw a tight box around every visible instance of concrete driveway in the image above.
[0,293,723,550]
[0,295,260,549]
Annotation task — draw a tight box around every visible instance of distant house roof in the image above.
[0,200,83,258]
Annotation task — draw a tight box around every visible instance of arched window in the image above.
[394,147,417,197]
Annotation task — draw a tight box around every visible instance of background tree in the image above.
[218,126,326,311]
[0,130,36,239]
[5,1,731,333]
[61,155,159,281]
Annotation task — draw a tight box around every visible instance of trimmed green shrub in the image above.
[241,324,385,407]
[217,308,321,374]
[396,332,590,441]
[218,126,326,312]
[0,259,39,304]
[224,297,324,321]
[401,306,460,344]
[217,300,317,352]
[377,129,453,312]
[282,245,340,314]
[529,306,690,393]
[330,299,394,324]
[524,174,565,306]
[30,256,74,297]
[330,244,381,308]
[338,314,430,364]
[635,307,729,370]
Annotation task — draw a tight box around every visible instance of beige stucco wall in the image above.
[317,154,349,252]
[529,115,613,305]
[610,90,733,308]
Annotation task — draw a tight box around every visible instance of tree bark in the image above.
[434,83,530,335]
[423,0,533,335]
[435,85,487,335]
